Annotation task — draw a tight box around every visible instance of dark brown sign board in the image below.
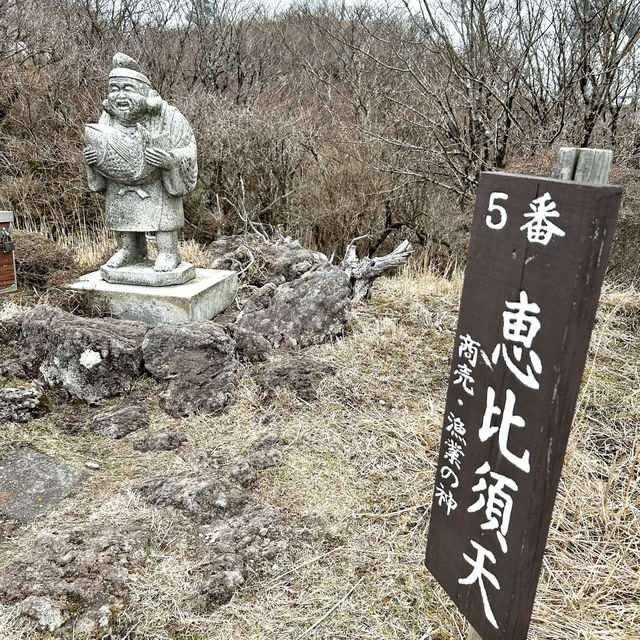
[425,172,621,640]
[0,211,17,294]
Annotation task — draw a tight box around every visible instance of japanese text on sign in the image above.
[425,171,621,640]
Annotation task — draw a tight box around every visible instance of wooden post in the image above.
[464,146,612,640]
[467,626,483,640]
[551,147,612,185]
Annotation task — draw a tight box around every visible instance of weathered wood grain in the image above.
[427,170,621,640]
[462,148,613,640]
[551,147,612,185]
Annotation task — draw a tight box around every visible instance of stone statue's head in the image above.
[102,53,163,124]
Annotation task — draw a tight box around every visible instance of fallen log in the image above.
[341,239,414,302]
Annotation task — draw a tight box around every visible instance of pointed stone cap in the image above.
[109,52,150,85]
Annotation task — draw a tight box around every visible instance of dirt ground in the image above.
[0,267,638,640]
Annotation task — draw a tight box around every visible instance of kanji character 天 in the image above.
[458,540,501,629]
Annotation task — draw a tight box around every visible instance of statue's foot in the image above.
[154,252,180,272]
[105,248,137,268]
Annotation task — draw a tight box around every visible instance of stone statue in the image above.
[84,53,198,285]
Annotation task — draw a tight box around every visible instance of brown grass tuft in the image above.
[0,267,638,639]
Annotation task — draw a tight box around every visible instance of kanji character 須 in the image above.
[468,461,519,553]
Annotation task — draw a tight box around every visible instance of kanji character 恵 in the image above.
[502,290,541,349]
[491,343,542,390]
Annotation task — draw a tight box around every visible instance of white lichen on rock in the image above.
[79,349,103,369]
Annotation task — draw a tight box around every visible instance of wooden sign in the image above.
[0,211,17,294]
[425,172,621,640]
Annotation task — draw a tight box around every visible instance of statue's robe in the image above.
[86,101,197,232]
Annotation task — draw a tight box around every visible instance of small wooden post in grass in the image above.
[462,148,613,640]
[422,147,620,640]
[467,626,483,640]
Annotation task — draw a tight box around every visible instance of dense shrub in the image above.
[1,0,640,280]
[13,231,81,289]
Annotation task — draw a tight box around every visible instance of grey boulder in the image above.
[268,242,328,283]
[90,405,148,439]
[230,325,272,363]
[0,384,42,423]
[142,322,237,417]
[0,316,40,380]
[235,265,351,348]
[21,305,147,403]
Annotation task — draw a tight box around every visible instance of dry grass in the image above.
[0,266,638,640]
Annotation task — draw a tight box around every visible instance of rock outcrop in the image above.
[21,305,147,403]
[90,404,148,439]
[235,265,351,348]
[134,430,187,452]
[0,525,152,629]
[254,355,335,401]
[136,434,287,608]
[0,384,42,423]
[0,316,40,380]
[142,322,237,417]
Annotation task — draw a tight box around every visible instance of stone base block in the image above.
[69,269,237,326]
[100,260,196,286]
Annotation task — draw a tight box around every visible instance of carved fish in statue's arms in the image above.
[84,123,167,184]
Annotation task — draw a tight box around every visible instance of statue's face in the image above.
[107,78,149,123]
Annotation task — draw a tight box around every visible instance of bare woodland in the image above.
[1,0,640,276]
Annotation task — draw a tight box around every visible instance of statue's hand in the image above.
[84,146,98,166]
[145,147,175,170]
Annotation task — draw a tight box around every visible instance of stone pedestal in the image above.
[100,260,196,286]
[69,269,237,326]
